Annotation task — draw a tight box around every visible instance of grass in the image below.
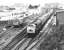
[40,24,64,50]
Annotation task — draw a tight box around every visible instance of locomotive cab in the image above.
[27,24,36,38]
[27,24,36,33]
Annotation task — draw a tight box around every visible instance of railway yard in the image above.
[0,3,64,50]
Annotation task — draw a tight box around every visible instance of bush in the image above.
[40,25,64,50]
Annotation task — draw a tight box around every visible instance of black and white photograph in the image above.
[0,0,64,50]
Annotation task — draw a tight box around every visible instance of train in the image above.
[27,9,54,38]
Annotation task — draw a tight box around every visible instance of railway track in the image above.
[1,9,54,50]
[13,38,32,50]
[27,15,55,50]
[23,12,54,50]
[2,26,27,50]
[2,16,39,50]
[2,15,42,50]
[0,24,27,49]
[0,23,26,39]
[11,17,46,50]
[11,10,55,50]
[30,27,52,50]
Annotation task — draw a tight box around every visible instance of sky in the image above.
[0,0,64,6]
